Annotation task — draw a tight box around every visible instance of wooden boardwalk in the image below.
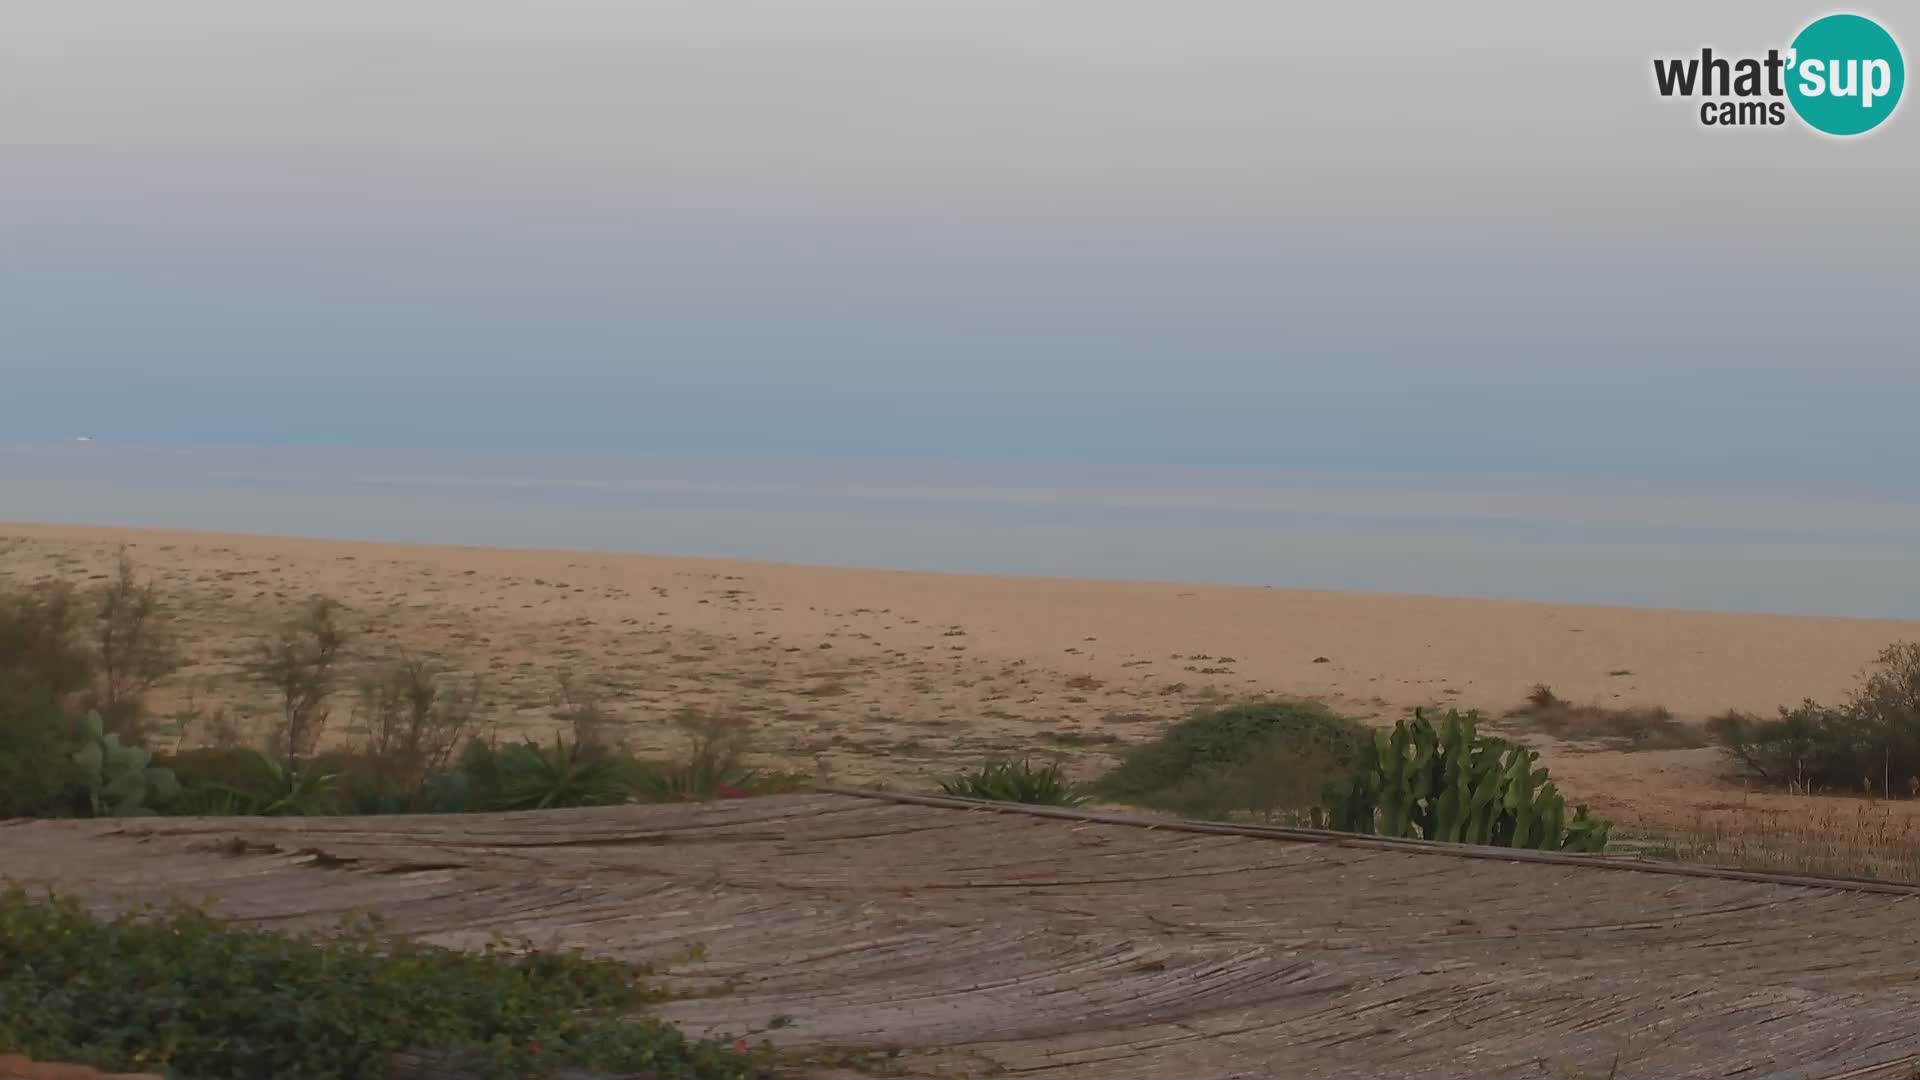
[4,791,1919,1080]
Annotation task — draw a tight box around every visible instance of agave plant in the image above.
[939,758,1087,806]
[490,735,638,810]
[202,751,340,816]
[635,712,759,802]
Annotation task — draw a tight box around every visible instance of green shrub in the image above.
[0,583,95,818]
[495,736,644,810]
[1325,708,1611,852]
[160,746,280,808]
[939,758,1087,805]
[226,755,339,816]
[634,709,804,802]
[162,730,804,818]
[1,568,805,820]
[0,704,79,819]
[162,747,340,816]
[452,735,647,811]
[1706,703,1846,790]
[0,886,770,1080]
[88,552,180,739]
[1708,642,1920,795]
[0,581,94,707]
[349,657,483,795]
[252,596,348,770]
[1092,700,1370,821]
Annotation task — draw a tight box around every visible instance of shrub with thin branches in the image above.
[89,551,179,738]
[0,581,94,818]
[252,597,347,769]
[642,708,762,801]
[1708,641,1920,795]
[352,656,482,794]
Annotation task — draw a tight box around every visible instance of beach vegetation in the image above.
[0,886,772,1080]
[1324,708,1612,852]
[1506,684,1707,751]
[0,563,804,820]
[939,757,1087,805]
[88,551,181,740]
[252,595,347,770]
[1707,641,1920,795]
[1092,699,1369,822]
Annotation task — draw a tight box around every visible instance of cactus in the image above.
[1561,805,1612,853]
[71,710,180,817]
[1323,708,1613,854]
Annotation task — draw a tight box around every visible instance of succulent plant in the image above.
[1326,708,1612,853]
[71,710,180,817]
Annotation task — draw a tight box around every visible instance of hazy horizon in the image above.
[6,444,1920,619]
[4,4,1916,617]
[5,2,1917,489]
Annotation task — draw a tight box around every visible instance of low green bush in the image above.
[0,886,771,1080]
[1708,642,1920,795]
[156,746,278,794]
[940,758,1086,805]
[1092,700,1370,821]
[471,735,650,811]
[156,729,806,818]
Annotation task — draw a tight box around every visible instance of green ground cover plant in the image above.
[0,887,771,1080]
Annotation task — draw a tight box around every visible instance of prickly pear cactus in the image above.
[71,710,181,817]
[1324,708,1612,853]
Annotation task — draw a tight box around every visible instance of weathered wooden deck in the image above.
[4,791,1918,1080]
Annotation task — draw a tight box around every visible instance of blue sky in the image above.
[3,1,1915,488]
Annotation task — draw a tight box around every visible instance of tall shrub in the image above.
[89,552,180,737]
[253,597,347,769]
[0,582,94,817]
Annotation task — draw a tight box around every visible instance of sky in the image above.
[3,1,1916,489]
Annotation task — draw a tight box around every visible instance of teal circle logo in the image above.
[1786,14,1905,135]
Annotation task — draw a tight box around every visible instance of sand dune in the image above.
[5,521,1917,828]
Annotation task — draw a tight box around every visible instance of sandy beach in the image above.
[6,520,1918,829]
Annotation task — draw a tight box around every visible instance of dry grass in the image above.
[1508,684,1708,751]
[1635,798,1920,883]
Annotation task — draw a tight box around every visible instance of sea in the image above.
[3,443,1918,620]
